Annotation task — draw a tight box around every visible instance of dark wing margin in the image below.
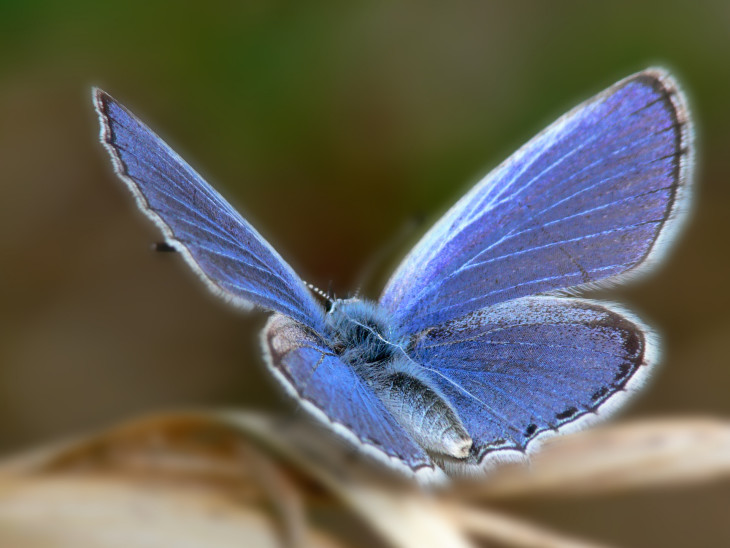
[94,89,325,331]
[380,68,694,335]
[407,296,656,474]
[262,314,444,484]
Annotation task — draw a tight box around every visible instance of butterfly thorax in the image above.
[324,298,473,459]
[324,299,402,366]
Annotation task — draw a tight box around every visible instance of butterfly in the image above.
[94,68,693,483]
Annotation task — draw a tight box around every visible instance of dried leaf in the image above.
[0,475,289,548]
[216,412,474,548]
[0,412,346,548]
[7,412,728,547]
[0,411,472,548]
[444,504,614,548]
[461,418,730,499]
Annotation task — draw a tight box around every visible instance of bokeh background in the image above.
[2,1,730,546]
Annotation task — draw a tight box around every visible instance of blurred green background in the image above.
[1,1,730,546]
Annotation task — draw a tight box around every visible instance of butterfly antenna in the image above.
[306,282,333,306]
[352,213,425,297]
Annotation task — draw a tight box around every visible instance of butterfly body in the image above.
[322,298,473,459]
[95,68,693,483]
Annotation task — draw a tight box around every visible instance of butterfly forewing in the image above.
[380,69,691,335]
[94,90,325,331]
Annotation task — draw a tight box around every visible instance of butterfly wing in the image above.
[410,296,654,469]
[262,313,441,481]
[94,89,324,331]
[380,69,692,334]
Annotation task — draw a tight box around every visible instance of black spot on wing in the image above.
[591,386,610,402]
[556,406,579,421]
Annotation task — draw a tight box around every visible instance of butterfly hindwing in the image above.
[409,296,654,469]
[94,89,324,331]
[380,69,692,335]
[262,314,440,481]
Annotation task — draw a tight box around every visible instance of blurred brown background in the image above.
[1,1,729,546]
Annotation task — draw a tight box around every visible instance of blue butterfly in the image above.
[94,68,693,483]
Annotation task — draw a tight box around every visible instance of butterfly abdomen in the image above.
[324,298,472,459]
[373,364,473,459]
